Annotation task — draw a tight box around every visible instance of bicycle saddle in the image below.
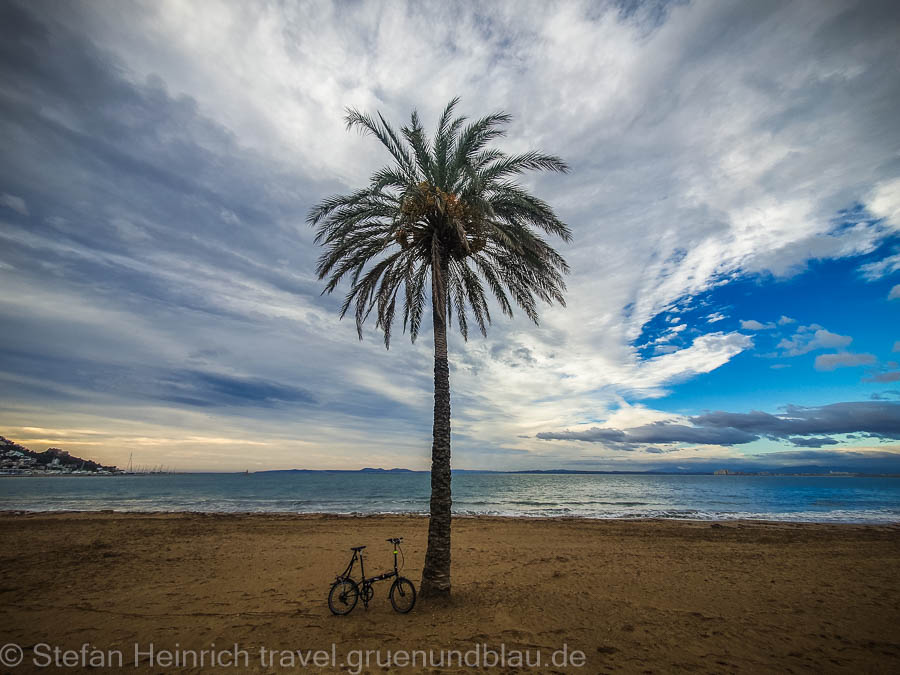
[351,545,366,551]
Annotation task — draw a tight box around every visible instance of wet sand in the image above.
[1,512,899,673]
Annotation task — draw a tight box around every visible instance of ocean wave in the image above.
[4,502,899,523]
[3,473,899,523]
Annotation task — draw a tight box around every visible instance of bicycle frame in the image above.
[337,546,400,587]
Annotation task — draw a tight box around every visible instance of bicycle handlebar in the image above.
[386,537,403,544]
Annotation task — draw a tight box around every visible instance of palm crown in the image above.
[308,97,572,346]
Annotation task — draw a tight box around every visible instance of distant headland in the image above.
[256,467,416,474]
[0,437,123,476]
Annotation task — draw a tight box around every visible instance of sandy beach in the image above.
[1,513,899,673]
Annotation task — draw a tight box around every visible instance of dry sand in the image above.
[1,512,899,673]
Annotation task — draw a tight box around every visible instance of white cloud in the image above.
[778,327,853,356]
[814,352,876,371]
[740,319,775,330]
[706,312,726,323]
[889,284,900,300]
[110,217,151,243]
[866,177,900,230]
[859,253,900,281]
[813,330,855,350]
[635,332,753,388]
[649,323,688,346]
[220,209,241,226]
[0,193,28,216]
[778,315,797,325]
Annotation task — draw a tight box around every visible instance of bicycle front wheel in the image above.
[328,578,359,616]
[389,577,416,613]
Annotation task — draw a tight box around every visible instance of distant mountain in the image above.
[257,467,419,474]
[510,469,659,475]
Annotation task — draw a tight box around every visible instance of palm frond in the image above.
[309,98,572,347]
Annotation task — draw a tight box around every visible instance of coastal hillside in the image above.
[0,436,121,475]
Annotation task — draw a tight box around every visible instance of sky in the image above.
[1,0,899,473]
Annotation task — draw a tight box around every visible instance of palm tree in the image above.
[308,98,571,598]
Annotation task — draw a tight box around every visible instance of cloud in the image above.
[889,285,900,300]
[693,401,900,440]
[162,371,317,408]
[814,351,877,371]
[787,436,840,448]
[740,319,775,330]
[867,177,900,230]
[625,423,758,446]
[864,371,900,383]
[630,331,753,392]
[706,312,726,323]
[859,253,900,281]
[808,329,852,350]
[778,326,853,356]
[538,401,900,450]
[537,427,628,444]
[0,193,28,215]
[536,422,757,447]
[870,390,900,400]
[777,315,797,325]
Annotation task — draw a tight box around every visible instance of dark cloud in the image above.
[625,422,757,445]
[870,391,900,401]
[2,348,316,409]
[536,427,627,443]
[864,372,900,383]
[161,371,316,407]
[488,344,538,368]
[787,437,840,448]
[537,422,756,446]
[692,402,900,440]
[537,401,900,449]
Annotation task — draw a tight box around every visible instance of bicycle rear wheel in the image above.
[328,578,359,615]
[389,577,416,613]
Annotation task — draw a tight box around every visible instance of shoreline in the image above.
[2,509,899,526]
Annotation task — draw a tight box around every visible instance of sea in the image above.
[2,472,900,523]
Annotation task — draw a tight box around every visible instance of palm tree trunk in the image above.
[420,258,452,598]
